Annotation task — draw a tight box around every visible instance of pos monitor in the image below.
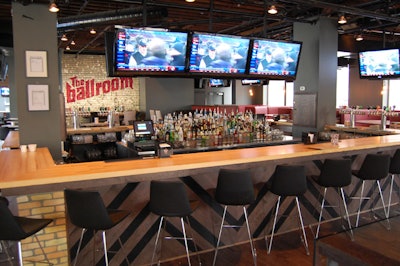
[133,120,154,140]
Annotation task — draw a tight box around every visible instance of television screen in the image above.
[1,87,9,97]
[208,79,230,87]
[188,32,251,76]
[114,28,188,75]
[248,39,302,80]
[358,48,400,79]
[241,79,261,85]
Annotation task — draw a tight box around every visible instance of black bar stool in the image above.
[64,189,130,266]
[352,153,391,228]
[311,159,353,239]
[212,168,257,266]
[0,197,53,266]
[266,165,310,255]
[388,149,400,217]
[149,180,200,266]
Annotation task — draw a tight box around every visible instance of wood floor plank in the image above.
[161,213,400,266]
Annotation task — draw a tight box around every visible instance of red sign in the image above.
[65,76,134,103]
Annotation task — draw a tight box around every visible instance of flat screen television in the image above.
[208,79,230,87]
[188,32,251,77]
[358,48,400,79]
[114,27,189,76]
[241,79,262,85]
[1,87,9,97]
[248,39,302,80]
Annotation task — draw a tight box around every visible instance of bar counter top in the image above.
[325,124,400,135]
[2,134,400,196]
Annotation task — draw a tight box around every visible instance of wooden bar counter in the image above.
[2,135,400,195]
[1,135,400,265]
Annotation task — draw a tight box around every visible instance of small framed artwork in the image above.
[25,51,48,77]
[27,84,49,111]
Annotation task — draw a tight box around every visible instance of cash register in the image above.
[131,120,157,157]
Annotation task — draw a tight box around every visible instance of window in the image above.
[388,79,400,109]
[336,66,349,108]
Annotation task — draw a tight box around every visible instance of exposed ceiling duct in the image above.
[57,7,168,31]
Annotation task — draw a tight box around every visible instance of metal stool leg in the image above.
[73,228,86,266]
[340,188,354,240]
[376,180,391,230]
[388,174,395,218]
[315,188,327,239]
[180,217,191,266]
[185,216,201,266]
[243,206,257,265]
[101,231,109,266]
[295,197,309,255]
[212,206,227,266]
[151,216,164,266]
[267,196,281,254]
[17,241,23,266]
[356,181,366,227]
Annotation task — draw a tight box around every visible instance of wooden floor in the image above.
[160,208,400,266]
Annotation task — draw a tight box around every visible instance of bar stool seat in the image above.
[0,197,53,266]
[388,149,400,217]
[213,168,257,266]
[352,153,391,228]
[311,158,353,239]
[266,164,310,255]
[64,189,130,266]
[149,180,200,266]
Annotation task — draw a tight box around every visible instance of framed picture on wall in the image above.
[25,51,48,77]
[27,84,49,111]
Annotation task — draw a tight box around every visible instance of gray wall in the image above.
[349,65,383,108]
[235,80,263,105]
[140,77,194,118]
[12,2,62,160]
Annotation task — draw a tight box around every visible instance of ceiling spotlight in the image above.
[355,34,363,41]
[66,46,70,51]
[70,40,76,45]
[49,2,59,13]
[61,34,68,41]
[338,15,347,24]
[268,5,278,15]
[90,28,97,34]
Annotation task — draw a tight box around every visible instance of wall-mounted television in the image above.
[241,79,262,85]
[208,79,230,87]
[248,39,302,80]
[114,27,189,76]
[358,48,400,79]
[188,32,251,77]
